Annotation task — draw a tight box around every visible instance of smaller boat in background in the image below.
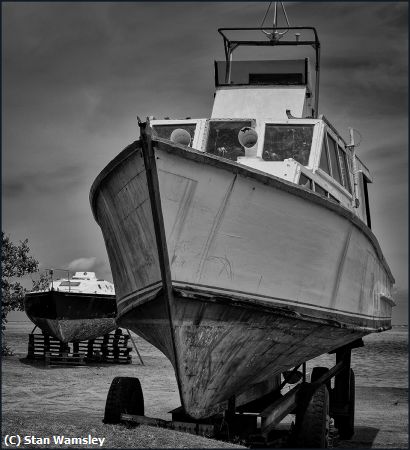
[24,271,117,342]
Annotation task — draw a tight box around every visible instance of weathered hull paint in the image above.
[90,138,394,418]
[24,291,117,342]
[27,316,117,343]
[119,289,369,418]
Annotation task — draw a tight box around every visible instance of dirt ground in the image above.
[2,322,408,448]
[2,322,180,422]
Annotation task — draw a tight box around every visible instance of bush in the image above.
[1,232,46,355]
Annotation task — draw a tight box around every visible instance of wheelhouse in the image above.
[149,26,373,230]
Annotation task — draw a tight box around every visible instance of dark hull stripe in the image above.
[24,291,117,320]
[117,283,391,332]
[172,280,391,321]
[118,281,162,307]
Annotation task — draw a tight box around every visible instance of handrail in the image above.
[44,268,71,292]
[218,27,319,45]
[217,27,320,118]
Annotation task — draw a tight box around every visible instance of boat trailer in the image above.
[103,339,362,447]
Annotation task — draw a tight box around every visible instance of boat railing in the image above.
[44,268,71,292]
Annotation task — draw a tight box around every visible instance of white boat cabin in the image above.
[50,271,115,295]
[150,58,372,229]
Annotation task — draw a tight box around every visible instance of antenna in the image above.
[349,127,355,148]
[347,127,361,209]
[260,1,291,41]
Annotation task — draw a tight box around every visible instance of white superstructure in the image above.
[51,271,115,295]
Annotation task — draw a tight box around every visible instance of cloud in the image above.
[67,257,110,278]
[3,164,86,199]
[3,181,26,198]
[67,257,97,272]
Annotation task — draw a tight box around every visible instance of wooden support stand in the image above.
[27,334,85,365]
[26,328,135,366]
[80,329,133,364]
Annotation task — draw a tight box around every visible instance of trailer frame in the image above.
[104,338,363,447]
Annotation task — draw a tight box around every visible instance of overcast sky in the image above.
[2,2,408,323]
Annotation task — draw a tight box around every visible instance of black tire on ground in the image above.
[103,376,144,424]
[295,385,330,448]
[335,369,355,440]
[311,366,331,392]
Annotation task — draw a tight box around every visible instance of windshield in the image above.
[59,281,81,287]
[262,124,313,165]
[152,124,196,143]
[205,120,252,162]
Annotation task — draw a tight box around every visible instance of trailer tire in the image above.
[103,376,144,424]
[335,369,355,439]
[295,384,330,448]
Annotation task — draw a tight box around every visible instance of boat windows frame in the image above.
[150,119,206,151]
[218,27,320,118]
[316,126,354,200]
[201,117,256,154]
[258,118,321,167]
[326,133,343,185]
[318,137,331,176]
[338,144,353,195]
[358,171,372,228]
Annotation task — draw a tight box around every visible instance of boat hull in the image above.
[24,291,117,342]
[90,138,394,418]
[119,288,368,418]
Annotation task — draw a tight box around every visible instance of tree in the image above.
[1,232,47,355]
[32,271,51,293]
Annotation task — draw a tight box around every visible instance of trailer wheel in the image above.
[295,384,330,448]
[103,376,144,424]
[335,369,355,439]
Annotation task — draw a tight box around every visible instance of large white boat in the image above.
[24,271,117,342]
[90,24,394,430]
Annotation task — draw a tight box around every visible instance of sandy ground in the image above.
[2,322,408,448]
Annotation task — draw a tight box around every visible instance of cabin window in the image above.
[319,140,331,175]
[59,281,81,287]
[152,124,196,144]
[214,60,308,86]
[358,173,372,228]
[315,184,327,197]
[299,173,313,190]
[262,124,313,165]
[327,135,343,185]
[339,147,353,194]
[249,73,303,85]
[205,120,251,161]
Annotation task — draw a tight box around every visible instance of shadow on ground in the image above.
[338,427,379,448]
